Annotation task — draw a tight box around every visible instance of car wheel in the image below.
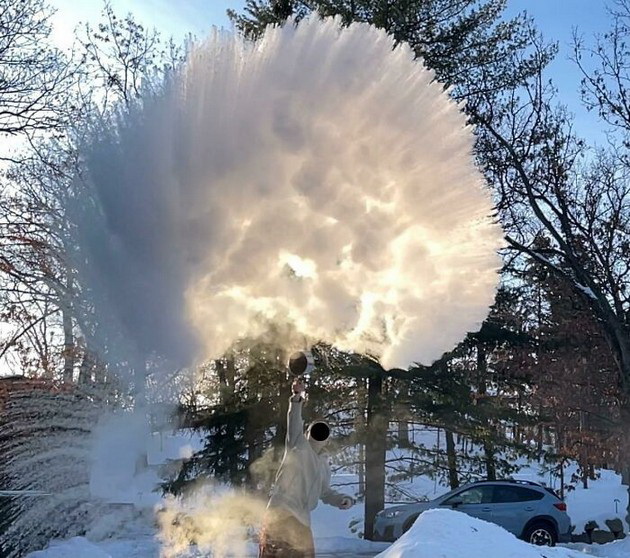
[523,521,557,546]
[402,514,419,534]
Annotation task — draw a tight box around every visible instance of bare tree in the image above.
[0,3,182,380]
[77,2,183,114]
[573,0,630,134]
[460,7,630,522]
[469,33,630,395]
[0,0,76,148]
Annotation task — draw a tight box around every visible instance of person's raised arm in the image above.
[286,379,307,448]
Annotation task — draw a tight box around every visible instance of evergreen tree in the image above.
[400,288,538,487]
[228,0,551,102]
[167,342,288,492]
[526,259,626,489]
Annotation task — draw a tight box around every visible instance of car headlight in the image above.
[382,509,404,519]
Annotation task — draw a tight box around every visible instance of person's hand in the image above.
[292,379,305,395]
[339,496,354,510]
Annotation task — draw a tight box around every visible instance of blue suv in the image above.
[373,479,571,546]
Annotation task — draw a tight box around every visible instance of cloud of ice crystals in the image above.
[78,16,503,371]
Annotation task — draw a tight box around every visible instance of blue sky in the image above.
[507,1,612,143]
[47,0,614,139]
[49,0,246,45]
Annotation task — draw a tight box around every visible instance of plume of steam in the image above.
[75,16,503,372]
[156,485,267,558]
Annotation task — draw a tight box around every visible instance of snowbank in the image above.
[564,469,629,533]
[27,537,112,558]
[375,509,583,558]
[567,538,630,558]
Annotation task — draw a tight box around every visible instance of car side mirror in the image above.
[449,499,463,508]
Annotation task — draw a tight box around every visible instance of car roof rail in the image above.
[507,479,544,487]
[470,478,544,488]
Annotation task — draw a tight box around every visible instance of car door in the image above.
[490,485,544,536]
[440,485,494,523]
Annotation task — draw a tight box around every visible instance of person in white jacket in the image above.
[259,379,354,558]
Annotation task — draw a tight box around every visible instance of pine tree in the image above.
[391,288,539,488]
[228,0,552,102]
[526,261,626,489]
[167,343,289,492]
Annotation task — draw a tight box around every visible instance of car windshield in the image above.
[442,485,494,505]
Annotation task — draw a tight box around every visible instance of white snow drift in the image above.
[376,509,583,558]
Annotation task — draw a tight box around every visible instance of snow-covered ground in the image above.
[26,528,390,558]
[26,507,630,558]
[25,471,630,558]
[24,471,630,556]
[22,426,630,557]
[567,540,630,558]
[563,469,628,534]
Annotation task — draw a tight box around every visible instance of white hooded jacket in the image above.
[267,395,347,526]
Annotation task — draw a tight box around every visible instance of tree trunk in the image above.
[245,402,264,489]
[216,357,240,481]
[556,423,564,454]
[94,357,106,384]
[62,303,74,383]
[581,459,589,489]
[358,441,365,498]
[536,421,544,456]
[61,262,75,383]
[216,358,229,403]
[476,345,496,480]
[398,420,409,447]
[226,358,238,480]
[133,358,147,404]
[477,345,487,395]
[445,429,459,489]
[78,350,92,384]
[622,466,630,529]
[620,403,630,528]
[484,439,497,481]
[604,316,630,394]
[364,373,387,540]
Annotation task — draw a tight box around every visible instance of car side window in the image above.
[493,486,544,503]
[443,486,493,505]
